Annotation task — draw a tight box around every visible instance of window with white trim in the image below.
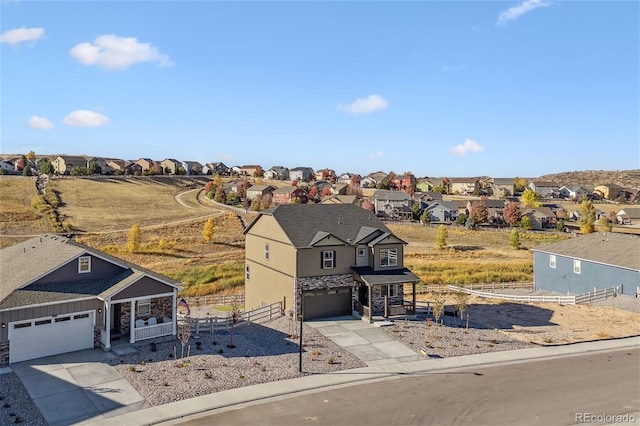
[78,256,91,273]
[573,260,581,274]
[358,247,366,257]
[264,243,270,260]
[380,248,398,267]
[388,284,400,297]
[138,299,151,316]
[549,255,556,269]
[322,250,335,269]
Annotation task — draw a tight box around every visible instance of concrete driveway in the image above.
[306,316,420,366]
[11,348,149,426]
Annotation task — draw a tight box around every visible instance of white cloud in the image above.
[70,34,173,70]
[27,115,53,130]
[63,110,110,127]
[369,150,384,160]
[497,0,552,26]
[0,27,45,46]
[337,94,388,115]
[448,139,485,157]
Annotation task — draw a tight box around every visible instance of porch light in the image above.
[98,308,102,313]
[1,323,5,328]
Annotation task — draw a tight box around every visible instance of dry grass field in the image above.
[0,177,52,239]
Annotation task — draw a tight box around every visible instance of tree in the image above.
[202,217,215,242]
[556,219,565,232]
[454,285,470,326]
[456,213,467,225]
[26,150,36,160]
[321,169,330,179]
[213,174,223,188]
[513,177,528,193]
[441,178,451,195]
[227,302,242,348]
[435,224,448,250]
[38,159,54,174]
[253,166,264,178]
[176,319,191,366]
[509,228,521,250]
[420,209,431,225]
[321,186,332,198]
[89,161,102,175]
[176,166,187,175]
[469,201,489,224]
[522,189,541,208]
[519,215,532,230]
[127,223,142,253]
[431,291,445,330]
[22,166,33,176]
[578,199,596,234]
[214,186,227,203]
[596,217,612,232]
[308,185,318,200]
[503,202,522,227]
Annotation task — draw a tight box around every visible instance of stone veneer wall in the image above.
[354,283,404,315]
[150,296,173,320]
[120,302,131,335]
[94,325,101,348]
[294,274,354,316]
[0,341,9,368]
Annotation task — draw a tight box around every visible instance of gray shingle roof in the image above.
[372,190,412,201]
[533,232,640,271]
[351,266,420,285]
[247,204,393,248]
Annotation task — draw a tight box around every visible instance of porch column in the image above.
[104,302,111,349]
[412,283,416,315]
[368,284,373,324]
[129,300,135,343]
[172,291,177,336]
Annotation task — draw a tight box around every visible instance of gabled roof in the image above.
[0,235,182,310]
[533,232,640,271]
[492,178,514,186]
[273,185,304,194]
[321,195,358,205]
[244,204,398,249]
[372,190,412,201]
[530,181,559,187]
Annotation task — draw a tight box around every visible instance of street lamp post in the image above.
[298,287,304,373]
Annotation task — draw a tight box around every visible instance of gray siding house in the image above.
[532,232,639,296]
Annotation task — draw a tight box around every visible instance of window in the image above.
[55,316,71,323]
[380,249,398,267]
[549,255,556,269]
[35,319,52,326]
[358,247,366,257]
[78,256,91,273]
[388,284,400,297]
[137,299,151,316]
[573,260,581,274]
[264,243,270,260]
[322,250,335,269]
[245,265,250,280]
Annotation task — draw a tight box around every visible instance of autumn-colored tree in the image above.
[127,224,141,253]
[405,185,416,196]
[522,189,542,208]
[253,166,264,178]
[596,216,612,233]
[578,199,596,234]
[213,174,223,188]
[350,175,360,186]
[26,151,36,160]
[431,291,444,329]
[321,169,330,179]
[435,224,448,250]
[513,177,528,193]
[309,186,318,198]
[607,210,617,224]
[469,201,489,224]
[519,215,532,230]
[441,178,451,195]
[361,199,375,212]
[509,228,521,249]
[556,208,568,220]
[291,179,298,187]
[202,217,215,242]
[503,202,522,227]
[214,186,227,203]
[321,186,332,198]
[346,184,362,197]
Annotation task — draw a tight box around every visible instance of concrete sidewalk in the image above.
[87,336,640,426]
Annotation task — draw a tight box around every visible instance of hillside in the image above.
[538,169,640,188]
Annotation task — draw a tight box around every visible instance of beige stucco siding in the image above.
[372,243,404,271]
[297,246,355,277]
[0,299,103,341]
[244,260,293,311]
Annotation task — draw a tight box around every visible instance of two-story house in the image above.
[243,204,420,323]
[161,158,182,174]
[290,167,315,182]
[272,186,308,204]
[528,181,560,198]
[490,178,515,198]
[558,185,592,200]
[264,166,289,181]
[372,190,413,220]
[52,155,90,174]
[450,178,480,195]
[202,162,230,176]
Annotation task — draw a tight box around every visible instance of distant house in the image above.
[594,184,625,201]
[558,185,592,200]
[272,186,308,204]
[422,201,459,223]
[391,174,416,190]
[52,155,89,174]
[522,207,557,230]
[366,171,388,187]
[616,208,640,225]
[134,158,156,174]
[337,173,361,185]
[491,178,514,198]
[360,176,378,189]
[450,178,480,195]
[0,160,15,174]
[321,195,359,205]
[528,181,559,198]
[160,158,182,175]
[416,178,438,193]
[264,166,289,181]
[372,190,413,220]
[290,167,315,182]
[240,165,262,177]
[532,232,639,296]
[331,183,349,196]
[202,162,230,176]
[182,161,203,175]
[465,199,505,223]
[316,169,337,181]
[246,185,276,200]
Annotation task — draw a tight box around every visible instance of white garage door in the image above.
[9,311,94,364]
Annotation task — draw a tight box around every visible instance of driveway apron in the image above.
[11,348,149,426]
[306,316,420,366]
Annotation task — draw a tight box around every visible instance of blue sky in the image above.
[1,0,638,178]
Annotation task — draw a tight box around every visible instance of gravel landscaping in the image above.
[0,372,47,426]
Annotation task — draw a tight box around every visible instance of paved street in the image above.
[171,348,640,426]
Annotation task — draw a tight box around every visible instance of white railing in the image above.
[416,282,533,294]
[185,294,245,308]
[134,322,173,341]
[183,301,282,336]
[574,286,621,305]
[447,285,576,305]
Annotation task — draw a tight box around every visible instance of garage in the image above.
[8,311,94,364]
[303,288,352,320]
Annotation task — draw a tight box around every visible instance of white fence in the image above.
[134,322,174,342]
[416,282,533,294]
[182,301,282,336]
[574,286,621,304]
[185,294,245,309]
[447,285,576,305]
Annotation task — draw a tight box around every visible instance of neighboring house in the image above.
[240,165,262,177]
[0,160,15,174]
[422,201,459,223]
[125,161,143,175]
[372,190,413,220]
[532,232,639,296]
[106,160,128,174]
[202,162,230,176]
[466,200,505,222]
[594,184,625,201]
[416,178,438,193]
[414,191,443,204]
[0,235,182,366]
[243,204,420,322]
[272,186,308,204]
[135,158,155,173]
[223,179,252,195]
[182,161,203,175]
[491,178,515,198]
[290,167,315,182]
[160,158,182,174]
[450,178,480,195]
[528,181,560,198]
[522,207,557,230]
[558,185,592,200]
[331,183,349,195]
[316,169,337,181]
[321,195,359,205]
[52,155,89,174]
[337,173,361,185]
[391,174,417,190]
[616,208,640,225]
[264,166,289,181]
[360,176,378,188]
[246,185,276,200]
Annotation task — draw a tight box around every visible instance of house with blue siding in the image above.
[532,232,640,296]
